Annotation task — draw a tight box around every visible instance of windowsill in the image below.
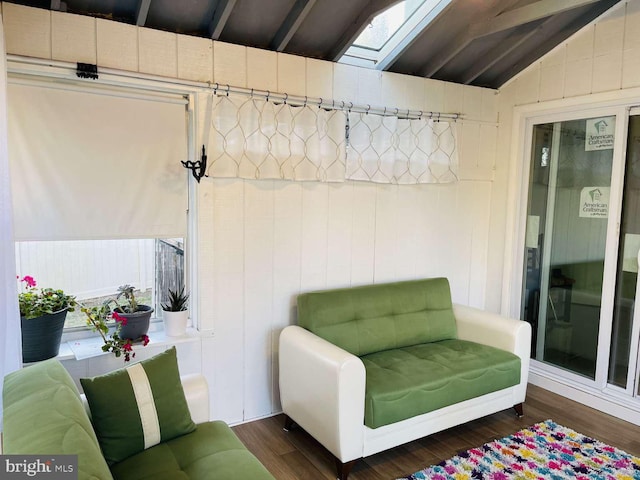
[51,327,201,362]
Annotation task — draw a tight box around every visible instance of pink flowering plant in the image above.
[81,301,149,362]
[18,275,77,320]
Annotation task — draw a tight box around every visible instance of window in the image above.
[339,0,452,70]
[15,238,184,328]
[8,78,189,329]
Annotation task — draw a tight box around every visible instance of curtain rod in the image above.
[208,83,461,121]
[7,56,461,121]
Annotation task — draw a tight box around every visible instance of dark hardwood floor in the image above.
[233,384,640,480]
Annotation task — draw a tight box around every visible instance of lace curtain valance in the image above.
[345,113,458,184]
[204,94,458,185]
[205,95,346,182]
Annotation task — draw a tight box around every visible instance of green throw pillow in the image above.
[80,346,196,465]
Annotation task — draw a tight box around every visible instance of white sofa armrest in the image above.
[182,373,210,425]
[279,325,366,463]
[453,304,531,402]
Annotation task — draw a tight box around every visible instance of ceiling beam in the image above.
[136,0,151,26]
[50,0,66,12]
[270,0,317,52]
[329,0,398,62]
[461,21,549,85]
[476,0,602,38]
[419,30,473,77]
[208,0,238,40]
[420,0,601,79]
[491,0,621,87]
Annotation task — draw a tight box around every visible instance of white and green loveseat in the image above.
[279,278,531,480]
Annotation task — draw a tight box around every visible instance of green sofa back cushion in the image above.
[297,278,457,356]
[2,359,114,480]
[80,347,196,465]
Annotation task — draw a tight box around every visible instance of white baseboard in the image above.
[529,370,640,426]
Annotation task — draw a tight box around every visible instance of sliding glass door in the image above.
[608,113,640,393]
[522,116,615,380]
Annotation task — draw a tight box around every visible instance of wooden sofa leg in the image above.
[513,403,524,418]
[335,458,358,480]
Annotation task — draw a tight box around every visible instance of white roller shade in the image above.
[8,82,188,240]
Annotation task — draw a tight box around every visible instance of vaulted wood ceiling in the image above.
[5,0,623,88]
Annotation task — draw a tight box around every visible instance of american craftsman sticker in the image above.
[585,117,615,151]
[579,186,610,218]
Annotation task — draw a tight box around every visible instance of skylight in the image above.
[353,0,425,51]
[339,0,452,70]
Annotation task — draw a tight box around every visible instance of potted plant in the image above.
[81,303,149,362]
[111,284,154,340]
[161,286,189,337]
[18,275,77,363]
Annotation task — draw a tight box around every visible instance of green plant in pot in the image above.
[81,302,149,362]
[18,275,77,363]
[161,286,189,337]
[111,284,154,341]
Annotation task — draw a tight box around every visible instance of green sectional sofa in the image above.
[2,359,275,480]
[279,278,531,480]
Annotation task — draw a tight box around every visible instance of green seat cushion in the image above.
[80,347,196,465]
[2,359,114,480]
[110,421,275,480]
[297,278,457,356]
[361,339,521,428]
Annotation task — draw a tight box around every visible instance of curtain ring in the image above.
[284,93,288,104]
[383,107,387,115]
[214,83,219,94]
[394,107,399,115]
[366,104,370,114]
[341,101,345,109]
[304,96,308,107]
[318,97,323,108]
[250,88,254,97]
[406,109,410,118]
[348,102,353,112]
[418,110,423,120]
[266,90,270,102]
[226,84,230,96]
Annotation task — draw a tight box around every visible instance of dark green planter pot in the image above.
[116,305,153,340]
[21,308,68,363]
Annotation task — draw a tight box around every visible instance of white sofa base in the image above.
[363,387,519,457]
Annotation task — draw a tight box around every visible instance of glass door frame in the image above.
[507,103,631,393]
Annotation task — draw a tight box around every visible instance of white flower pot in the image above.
[163,310,188,337]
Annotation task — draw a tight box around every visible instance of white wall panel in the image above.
[349,183,377,285]
[3,3,51,59]
[97,19,138,71]
[177,35,213,83]
[270,182,303,412]
[326,183,354,288]
[51,11,96,64]
[213,42,247,87]
[373,184,399,283]
[300,183,329,292]
[277,53,306,96]
[210,179,245,424]
[247,48,277,92]
[243,181,275,420]
[138,28,177,78]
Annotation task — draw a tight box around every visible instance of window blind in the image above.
[8,82,188,241]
